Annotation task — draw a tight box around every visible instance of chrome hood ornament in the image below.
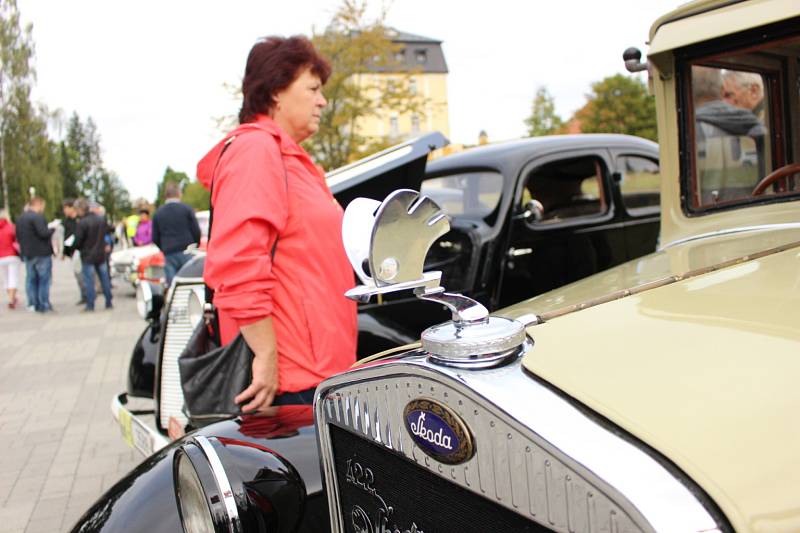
[342,189,526,367]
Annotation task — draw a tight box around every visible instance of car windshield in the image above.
[421,171,503,221]
[685,32,800,211]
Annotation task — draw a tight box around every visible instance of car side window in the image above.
[421,171,503,220]
[522,155,608,224]
[617,155,660,215]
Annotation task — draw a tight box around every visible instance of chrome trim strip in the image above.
[659,222,800,250]
[194,436,241,533]
[315,357,722,533]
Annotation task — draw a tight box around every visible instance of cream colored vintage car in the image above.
[313,1,800,532]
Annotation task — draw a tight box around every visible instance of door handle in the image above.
[507,247,533,258]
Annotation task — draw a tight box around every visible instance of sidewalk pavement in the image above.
[0,257,143,533]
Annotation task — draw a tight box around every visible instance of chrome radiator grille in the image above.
[158,282,202,429]
[318,369,645,533]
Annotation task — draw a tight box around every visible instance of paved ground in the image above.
[0,258,143,533]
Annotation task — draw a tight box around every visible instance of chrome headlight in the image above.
[187,288,204,330]
[136,281,164,321]
[174,436,239,533]
[173,434,306,532]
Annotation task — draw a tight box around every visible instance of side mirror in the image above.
[515,199,544,222]
[623,47,647,73]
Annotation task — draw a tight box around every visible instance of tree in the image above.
[304,0,427,170]
[574,74,657,141]
[0,0,61,217]
[182,181,210,211]
[524,86,563,137]
[96,169,131,221]
[155,166,190,206]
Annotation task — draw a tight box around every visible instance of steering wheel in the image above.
[752,163,800,196]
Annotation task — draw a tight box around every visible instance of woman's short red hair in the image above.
[239,35,331,124]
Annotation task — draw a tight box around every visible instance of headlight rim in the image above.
[173,435,243,533]
[135,280,153,320]
[187,288,204,330]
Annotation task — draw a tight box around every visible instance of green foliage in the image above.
[155,166,190,206]
[575,74,657,141]
[96,170,131,220]
[182,181,210,211]
[524,86,564,137]
[303,0,427,170]
[59,112,130,220]
[0,0,61,218]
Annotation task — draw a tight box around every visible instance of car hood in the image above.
[516,237,800,531]
[325,132,448,207]
[110,244,160,264]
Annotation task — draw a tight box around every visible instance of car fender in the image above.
[69,411,329,533]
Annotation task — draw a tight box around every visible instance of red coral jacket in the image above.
[197,115,357,394]
[0,219,18,258]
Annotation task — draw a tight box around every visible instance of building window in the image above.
[395,49,405,63]
[390,116,399,137]
[411,114,420,134]
[409,78,417,95]
[415,49,427,64]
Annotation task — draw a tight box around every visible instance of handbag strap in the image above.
[204,131,289,307]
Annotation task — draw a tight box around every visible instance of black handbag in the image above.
[178,323,254,424]
[177,132,286,425]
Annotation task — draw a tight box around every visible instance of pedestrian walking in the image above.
[73,199,113,311]
[0,209,22,309]
[133,208,153,245]
[62,199,87,305]
[152,183,200,285]
[15,196,55,313]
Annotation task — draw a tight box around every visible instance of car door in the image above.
[497,149,627,308]
[610,150,661,259]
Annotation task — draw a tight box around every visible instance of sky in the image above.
[18,0,683,201]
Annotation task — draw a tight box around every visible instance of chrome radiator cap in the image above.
[422,316,526,366]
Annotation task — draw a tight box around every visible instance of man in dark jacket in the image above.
[62,198,87,304]
[152,182,201,285]
[73,199,113,311]
[15,196,55,312]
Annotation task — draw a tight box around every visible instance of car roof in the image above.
[425,134,658,177]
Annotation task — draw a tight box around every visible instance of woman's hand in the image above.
[236,350,279,412]
[237,317,280,412]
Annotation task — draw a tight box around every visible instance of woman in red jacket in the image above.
[197,36,357,412]
[0,209,21,309]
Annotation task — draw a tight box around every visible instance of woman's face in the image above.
[271,67,327,143]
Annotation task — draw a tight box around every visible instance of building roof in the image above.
[386,28,442,44]
[368,27,449,74]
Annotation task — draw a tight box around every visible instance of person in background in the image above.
[197,35,356,411]
[0,209,21,309]
[62,199,87,305]
[152,182,200,285]
[133,208,153,245]
[15,196,55,313]
[125,212,139,247]
[722,70,764,119]
[74,199,113,311]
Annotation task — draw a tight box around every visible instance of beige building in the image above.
[357,29,450,143]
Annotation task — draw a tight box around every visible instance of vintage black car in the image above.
[76,132,659,532]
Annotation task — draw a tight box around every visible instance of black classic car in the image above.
[76,132,659,532]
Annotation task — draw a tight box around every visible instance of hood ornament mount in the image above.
[342,189,526,367]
